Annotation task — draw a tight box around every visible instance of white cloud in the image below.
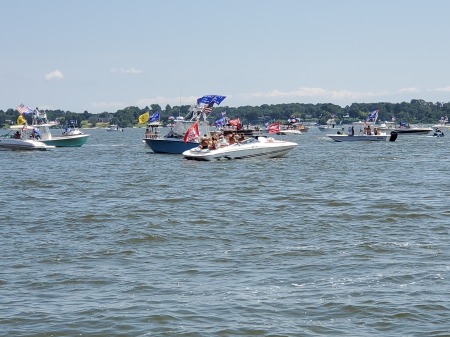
[242,87,388,102]
[431,86,450,93]
[396,87,419,94]
[110,67,142,74]
[137,95,199,108]
[45,70,64,80]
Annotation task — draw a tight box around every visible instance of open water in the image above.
[1,127,449,336]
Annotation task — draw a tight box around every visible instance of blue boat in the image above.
[143,95,226,154]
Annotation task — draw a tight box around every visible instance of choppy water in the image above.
[1,127,449,336]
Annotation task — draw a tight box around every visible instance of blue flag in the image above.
[214,117,226,127]
[366,109,379,122]
[149,112,160,122]
[196,95,226,106]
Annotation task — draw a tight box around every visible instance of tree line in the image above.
[1,99,449,128]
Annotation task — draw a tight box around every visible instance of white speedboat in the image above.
[393,125,433,135]
[328,131,398,142]
[182,136,297,161]
[0,126,55,151]
[279,129,302,135]
[378,121,432,135]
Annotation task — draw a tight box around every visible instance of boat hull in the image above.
[393,128,432,135]
[40,134,89,147]
[328,132,397,142]
[144,138,199,154]
[0,138,54,151]
[182,138,298,161]
[278,130,302,135]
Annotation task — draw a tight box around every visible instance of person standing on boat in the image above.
[33,128,41,140]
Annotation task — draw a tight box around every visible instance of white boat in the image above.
[328,131,398,142]
[279,129,302,135]
[0,125,55,151]
[106,124,123,132]
[182,136,298,161]
[278,123,303,135]
[318,118,339,133]
[378,120,432,135]
[393,125,433,135]
[432,116,450,130]
[377,121,396,133]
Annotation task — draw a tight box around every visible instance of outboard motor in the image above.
[389,131,398,142]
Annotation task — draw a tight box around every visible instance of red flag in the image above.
[184,122,200,143]
[267,122,281,134]
[228,118,241,129]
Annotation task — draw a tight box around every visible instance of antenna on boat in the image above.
[178,84,182,117]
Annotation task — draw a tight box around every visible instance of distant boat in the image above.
[106,124,123,132]
[379,121,432,135]
[328,132,398,142]
[318,118,339,133]
[433,116,450,130]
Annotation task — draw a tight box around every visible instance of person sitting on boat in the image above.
[14,131,21,139]
[373,127,379,135]
[227,133,238,145]
[144,128,151,138]
[199,135,210,149]
[209,136,219,150]
[218,134,228,147]
[238,133,246,142]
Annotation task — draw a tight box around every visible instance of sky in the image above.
[2,0,450,114]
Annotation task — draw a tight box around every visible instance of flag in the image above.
[138,112,149,124]
[17,115,27,125]
[184,122,200,143]
[214,117,226,127]
[149,112,160,122]
[16,104,33,114]
[267,122,281,134]
[228,118,241,128]
[196,95,226,106]
[201,102,214,115]
[366,109,379,122]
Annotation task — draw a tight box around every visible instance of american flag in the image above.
[16,104,32,114]
[201,102,214,115]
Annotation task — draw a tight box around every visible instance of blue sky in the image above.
[2,0,450,113]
